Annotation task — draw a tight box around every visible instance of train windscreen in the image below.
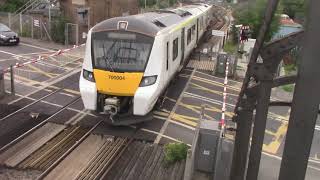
[92,31,154,72]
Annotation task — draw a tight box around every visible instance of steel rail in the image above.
[0,96,81,153]
[36,120,103,180]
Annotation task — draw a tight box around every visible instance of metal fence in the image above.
[0,11,79,45]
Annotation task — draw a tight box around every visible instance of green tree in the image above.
[233,0,281,41]
[281,0,305,19]
[0,0,27,12]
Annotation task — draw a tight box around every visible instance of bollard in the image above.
[0,68,5,97]
[10,65,15,95]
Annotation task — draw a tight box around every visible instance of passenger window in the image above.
[192,25,196,38]
[172,38,178,61]
[166,42,169,70]
[187,28,191,45]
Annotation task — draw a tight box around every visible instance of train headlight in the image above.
[83,69,95,82]
[139,75,157,87]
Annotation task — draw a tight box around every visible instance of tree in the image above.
[281,0,305,19]
[233,0,281,41]
[0,0,27,12]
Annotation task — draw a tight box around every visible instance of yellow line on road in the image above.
[153,110,170,117]
[63,89,81,95]
[194,70,243,85]
[171,113,198,127]
[27,64,56,78]
[190,82,239,97]
[263,121,288,154]
[191,75,241,91]
[5,73,39,86]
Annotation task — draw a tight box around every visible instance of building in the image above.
[60,0,139,43]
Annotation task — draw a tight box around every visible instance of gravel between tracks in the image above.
[0,167,41,180]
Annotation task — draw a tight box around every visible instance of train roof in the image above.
[91,3,211,37]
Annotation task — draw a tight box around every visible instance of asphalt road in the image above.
[0,41,319,179]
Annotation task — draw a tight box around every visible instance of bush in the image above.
[224,40,237,54]
[51,15,69,44]
[163,142,188,166]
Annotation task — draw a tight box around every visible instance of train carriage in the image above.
[80,3,212,125]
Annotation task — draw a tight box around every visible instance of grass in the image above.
[284,64,297,75]
[163,142,188,166]
[281,84,294,92]
[280,64,297,92]
[223,40,237,54]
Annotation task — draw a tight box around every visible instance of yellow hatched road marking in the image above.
[190,82,239,97]
[191,75,241,91]
[27,64,57,78]
[153,110,170,117]
[171,113,198,127]
[263,122,288,154]
[5,73,39,85]
[63,89,81,95]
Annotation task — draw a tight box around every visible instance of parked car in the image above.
[0,23,19,45]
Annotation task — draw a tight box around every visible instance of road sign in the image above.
[33,19,40,27]
[212,30,225,37]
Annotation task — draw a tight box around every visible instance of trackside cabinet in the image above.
[195,120,221,173]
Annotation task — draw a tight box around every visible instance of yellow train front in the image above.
[79,4,212,125]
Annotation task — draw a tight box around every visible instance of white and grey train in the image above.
[80,3,213,125]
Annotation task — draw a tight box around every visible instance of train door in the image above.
[196,18,199,43]
[180,28,185,65]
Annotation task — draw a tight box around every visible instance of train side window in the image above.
[172,38,178,61]
[192,25,196,38]
[187,28,191,45]
[166,42,169,70]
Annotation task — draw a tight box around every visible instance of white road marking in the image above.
[6,90,97,118]
[262,151,320,171]
[0,50,17,56]
[20,42,55,51]
[8,68,81,104]
[154,69,196,144]
[315,125,320,131]
[134,126,191,147]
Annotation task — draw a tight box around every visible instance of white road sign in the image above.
[212,30,225,37]
[34,19,40,27]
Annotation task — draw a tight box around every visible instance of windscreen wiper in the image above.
[102,43,114,72]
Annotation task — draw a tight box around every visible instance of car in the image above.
[0,23,19,45]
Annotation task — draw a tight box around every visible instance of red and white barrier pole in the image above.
[1,44,85,74]
[219,59,229,132]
